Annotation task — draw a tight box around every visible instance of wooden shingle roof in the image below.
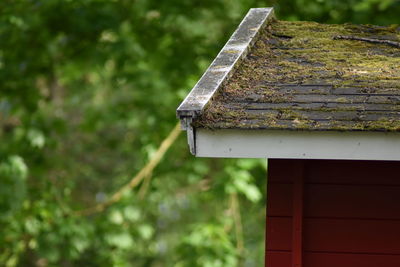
[193,20,400,131]
[177,8,400,159]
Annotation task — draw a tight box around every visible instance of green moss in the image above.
[364,118,400,131]
[335,97,349,103]
[195,19,400,132]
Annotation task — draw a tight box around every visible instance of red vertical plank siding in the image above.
[266,159,400,267]
[292,161,305,267]
[266,159,293,267]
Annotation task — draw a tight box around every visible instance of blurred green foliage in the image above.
[0,0,399,266]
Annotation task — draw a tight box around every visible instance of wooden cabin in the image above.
[177,8,400,267]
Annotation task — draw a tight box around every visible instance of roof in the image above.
[194,19,400,131]
[177,8,274,127]
[176,8,400,159]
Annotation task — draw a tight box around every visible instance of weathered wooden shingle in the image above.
[194,20,400,131]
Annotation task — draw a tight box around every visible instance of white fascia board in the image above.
[196,128,400,161]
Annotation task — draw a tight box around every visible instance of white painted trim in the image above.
[196,128,400,161]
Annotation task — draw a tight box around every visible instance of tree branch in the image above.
[74,122,182,216]
[230,192,244,255]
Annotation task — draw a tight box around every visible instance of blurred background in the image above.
[1,0,399,266]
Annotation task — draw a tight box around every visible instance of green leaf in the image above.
[123,206,141,222]
[109,210,124,225]
[138,224,154,240]
[106,232,134,249]
[27,129,45,149]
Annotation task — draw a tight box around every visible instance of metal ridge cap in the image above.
[176,7,275,124]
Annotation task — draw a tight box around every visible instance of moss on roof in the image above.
[194,19,400,131]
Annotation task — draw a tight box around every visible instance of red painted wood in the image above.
[268,217,400,254]
[304,218,400,254]
[306,160,400,185]
[266,159,400,267]
[306,184,400,219]
[268,160,296,183]
[269,183,400,219]
[266,251,291,267]
[267,217,292,251]
[265,187,268,267]
[292,161,305,267]
[304,252,400,267]
[268,183,292,217]
[267,251,400,267]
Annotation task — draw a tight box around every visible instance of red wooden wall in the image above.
[266,159,400,267]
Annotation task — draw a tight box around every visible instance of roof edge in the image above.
[176,7,275,131]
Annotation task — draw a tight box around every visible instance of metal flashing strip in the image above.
[176,8,274,154]
[177,8,274,118]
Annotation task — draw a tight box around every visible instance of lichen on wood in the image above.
[194,19,400,131]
